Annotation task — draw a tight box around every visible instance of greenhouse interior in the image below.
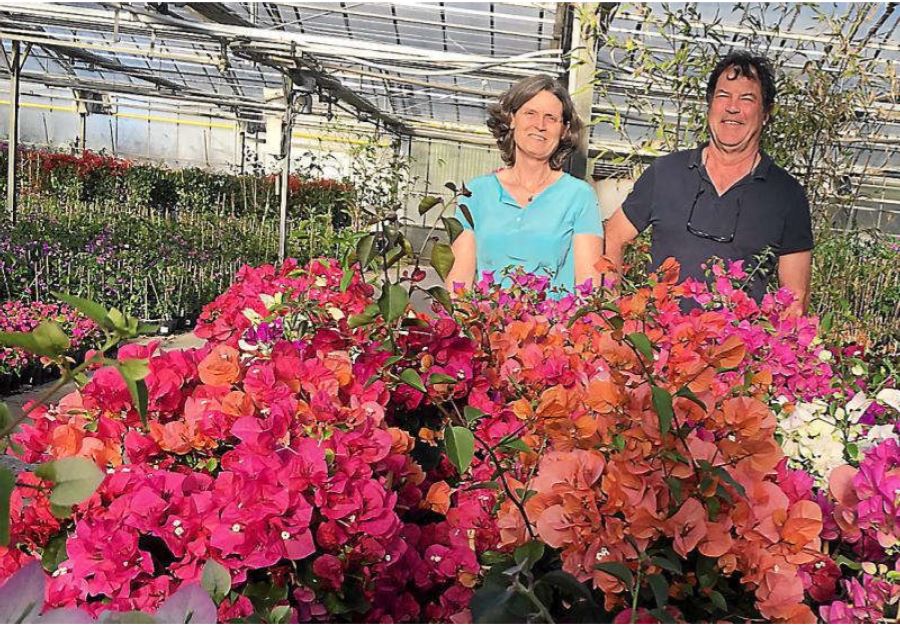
[0,2,898,624]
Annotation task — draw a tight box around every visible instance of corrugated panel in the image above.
[407,138,500,227]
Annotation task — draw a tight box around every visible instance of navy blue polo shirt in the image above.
[622,145,813,301]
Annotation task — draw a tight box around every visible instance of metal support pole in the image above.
[78,111,87,154]
[566,3,602,179]
[6,40,21,223]
[238,124,246,175]
[278,75,293,264]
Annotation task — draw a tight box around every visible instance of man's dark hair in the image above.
[706,51,777,113]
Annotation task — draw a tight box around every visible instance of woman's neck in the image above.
[510,152,554,180]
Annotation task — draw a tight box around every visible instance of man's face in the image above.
[707,68,767,153]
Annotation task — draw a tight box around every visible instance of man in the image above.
[604,51,813,316]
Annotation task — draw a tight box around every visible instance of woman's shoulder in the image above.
[463,172,500,194]
[557,173,598,200]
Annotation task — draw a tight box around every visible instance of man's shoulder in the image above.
[643,148,696,175]
[764,159,806,196]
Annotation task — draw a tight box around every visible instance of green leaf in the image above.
[430,242,455,281]
[41,533,69,572]
[118,358,150,382]
[514,540,545,568]
[534,570,596,605]
[35,457,105,507]
[470,585,518,623]
[696,555,719,589]
[0,403,10,434]
[0,330,54,358]
[647,573,668,608]
[201,559,231,604]
[608,315,625,332]
[378,283,409,323]
[820,311,833,333]
[427,285,453,312]
[427,372,458,385]
[49,503,72,519]
[665,477,683,505]
[339,267,354,292]
[835,554,861,570]
[463,405,485,423]
[418,195,442,215]
[136,323,159,336]
[444,425,475,474]
[52,291,110,327]
[706,495,720,521]
[399,368,426,393]
[713,467,747,500]
[594,562,634,588]
[675,386,707,411]
[709,590,727,611]
[651,385,674,437]
[120,374,149,427]
[651,556,682,575]
[106,308,128,333]
[466,481,500,491]
[355,234,375,269]
[0,466,13,546]
[649,607,677,624]
[33,321,71,355]
[499,438,533,454]
[626,332,653,362]
[269,605,292,624]
[347,313,374,329]
[458,203,475,228]
[99,610,158,623]
[441,216,464,244]
[383,245,406,270]
[479,550,511,566]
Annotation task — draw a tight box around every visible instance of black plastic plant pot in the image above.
[155,319,177,335]
[0,372,13,396]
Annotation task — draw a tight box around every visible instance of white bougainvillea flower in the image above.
[845,391,874,424]
[876,388,900,412]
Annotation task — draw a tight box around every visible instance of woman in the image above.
[445,75,604,295]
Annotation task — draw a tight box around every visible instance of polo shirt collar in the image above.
[688,143,773,180]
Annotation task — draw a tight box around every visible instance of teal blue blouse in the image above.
[455,172,603,292]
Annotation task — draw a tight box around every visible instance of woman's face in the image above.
[511,90,565,163]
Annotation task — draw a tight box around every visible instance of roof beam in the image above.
[0,17,190,94]
[185,1,410,133]
[1,69,282,113]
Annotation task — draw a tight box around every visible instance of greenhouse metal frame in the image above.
[1,2,898,247]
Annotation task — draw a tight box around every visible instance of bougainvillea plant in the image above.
[2,246,896,623]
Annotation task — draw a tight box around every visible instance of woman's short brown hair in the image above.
[486,74,584,170]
